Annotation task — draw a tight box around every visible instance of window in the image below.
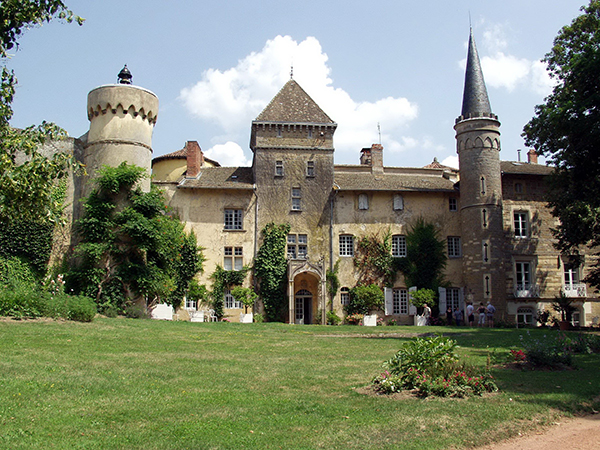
[308,129,313,138]
[287,234,308,259]
[224,209,243,230]
[185,297,196,310]
[393,194,404,211]
[515,182,523,194]
[449,197,458,211]
[224,247,243,271]
[515,261,531,291]
[339,235,354,257]
[480,176,486,195]
[564,263,580,287]
[291,188,301,211]
[392,235,407,257]
[517,307,534,326]
[358,193,369,210]
[514,212,528,238]
[447,236,462,258]
[275,160,284,177]
[306,161,315,177]
[393,288,408,314]
[277,126,282,137]
[224,289,242,309]
[447,288,460,311]
[340,287,350,306]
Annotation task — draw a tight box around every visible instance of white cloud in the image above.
[441,155,459,169]
[204,141,251,167]
[180,35,420,166]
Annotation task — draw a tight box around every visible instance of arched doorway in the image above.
[295,289,313,325]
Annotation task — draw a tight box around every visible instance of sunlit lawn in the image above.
[1,318,598,449]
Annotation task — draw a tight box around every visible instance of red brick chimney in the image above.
[186,141,203,178]
[527,149,538,164]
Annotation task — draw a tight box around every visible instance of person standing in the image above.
[486,301,496,328]
[453,307,463,326]
[423,304,432,325]
[477,302,486,327]
[466,302,475,327]
[446,306,453,326]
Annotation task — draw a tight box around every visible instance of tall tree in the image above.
[0,1,83,225]
[523,1,600,288]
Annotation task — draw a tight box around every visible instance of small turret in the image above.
[82,66,158,192]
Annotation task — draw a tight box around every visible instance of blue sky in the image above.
[7,0,585,168]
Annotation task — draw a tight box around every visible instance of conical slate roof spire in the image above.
[460,29,492,118]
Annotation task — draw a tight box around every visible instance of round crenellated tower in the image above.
[82,66,158,192]
[455,30,505,309]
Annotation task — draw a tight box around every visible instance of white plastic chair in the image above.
[208,309,218,322]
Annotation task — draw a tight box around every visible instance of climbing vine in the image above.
[326,259,340,303]
[66,162,204,313]
[354,230,396,287]
[254,222,290,322]
[210,265,249,319]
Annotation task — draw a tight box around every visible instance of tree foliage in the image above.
[345,284,384,315]
[523,1,600,288]
[396,218,447,290]
[210,265,249,319]
[0,1,84,225]
[254,222,290,322]
[66,162,204,313]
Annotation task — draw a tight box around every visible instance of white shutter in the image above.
[408,286,417,315]
[384,287,393,315]
[438,287,447,313]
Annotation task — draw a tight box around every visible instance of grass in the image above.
[0,319,599,449]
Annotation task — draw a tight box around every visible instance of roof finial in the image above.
[290,63,294,80]
[118,65,133,85]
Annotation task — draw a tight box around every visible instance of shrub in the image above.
[345,313,364,325]
[373,335,497,398]
[518,331,573,368]
[0,256,37,288]
[0,283,47,319]
[124,304,150,319]
[66,296,97,322]
[253,313,264,323]
[326,310,341,325]
[346,284,383,315]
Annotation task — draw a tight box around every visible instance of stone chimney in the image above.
[370,144,383,174]
[186,141,203,178]
[527,149,538,164]
[360,144,384,174]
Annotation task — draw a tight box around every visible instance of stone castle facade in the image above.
[59,37,599,325]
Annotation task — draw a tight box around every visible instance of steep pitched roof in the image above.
[255,79,334,124]
[177,167,254,190]
[461,29,493,118]
[151,144,220,167]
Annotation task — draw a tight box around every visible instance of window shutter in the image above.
[394,194,404,210]
[384,287,393,315]
[438,287,447,313]
[459,287,465,311]
[408,286,417,315]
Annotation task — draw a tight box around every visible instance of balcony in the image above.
[514,284,540,298]
[562,283,587,298]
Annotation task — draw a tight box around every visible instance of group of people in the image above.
[446,301,496,327]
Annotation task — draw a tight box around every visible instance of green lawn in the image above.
[1,318,598,449]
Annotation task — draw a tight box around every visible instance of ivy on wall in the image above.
[354,230,396,287]
[66,162,204,313]
[210,265,249,319]
[254,222,290,322]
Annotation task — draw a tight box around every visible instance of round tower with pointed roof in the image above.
[455,30,505,308]
[83,66,158,192]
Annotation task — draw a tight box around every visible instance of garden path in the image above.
[477,414,600,450]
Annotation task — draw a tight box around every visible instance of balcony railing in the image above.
[514,284,540,298]
[562,283,587,298]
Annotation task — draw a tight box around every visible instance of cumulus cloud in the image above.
[461,23,556,96]
[204,141,251,167]
[180,35,420,166]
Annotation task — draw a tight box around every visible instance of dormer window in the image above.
[306,161,315,177]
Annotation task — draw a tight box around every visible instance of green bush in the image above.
[253,313,264,323]
[124,304,150,319]
[346,284,383,315]
[0,256,37,288]
[373,335,498,398]
[0,284,47,319]
[326,310,341,325]
[66,296,97,322]
[518,331,573,368]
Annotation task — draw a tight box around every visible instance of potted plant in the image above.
[231,286,257,323]
[409,288,436,326]
[552,293,577,330]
